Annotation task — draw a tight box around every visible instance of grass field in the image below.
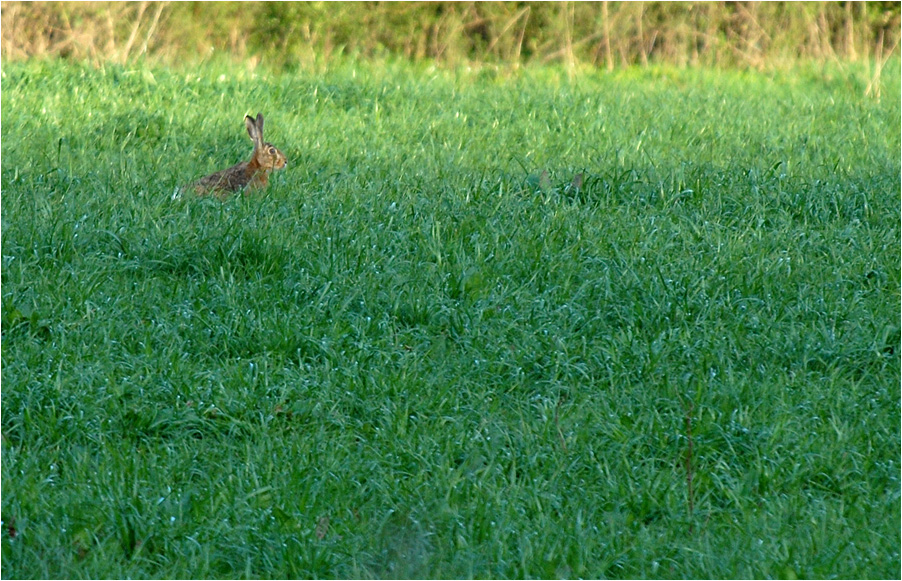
[1,59,900,578]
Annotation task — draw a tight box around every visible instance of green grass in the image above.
[1,59,900,578]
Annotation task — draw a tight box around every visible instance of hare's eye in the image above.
[268,147,276,155]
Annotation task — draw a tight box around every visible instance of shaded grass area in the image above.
[1,60,900,578]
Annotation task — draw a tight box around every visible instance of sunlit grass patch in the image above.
[2,59,899,578]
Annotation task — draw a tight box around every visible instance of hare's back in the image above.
[194,162,252,194]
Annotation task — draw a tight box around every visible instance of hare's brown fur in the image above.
[189,113,287,197]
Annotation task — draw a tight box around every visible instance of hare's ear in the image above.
[255,113,264,134]
[246,115,262,147]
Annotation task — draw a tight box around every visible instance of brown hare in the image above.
[187,113,287,197]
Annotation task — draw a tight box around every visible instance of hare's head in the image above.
[246,113,287,172]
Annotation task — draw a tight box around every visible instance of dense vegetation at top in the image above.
[2,1,899,71]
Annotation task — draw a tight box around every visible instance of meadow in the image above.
[1,59,900,578]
